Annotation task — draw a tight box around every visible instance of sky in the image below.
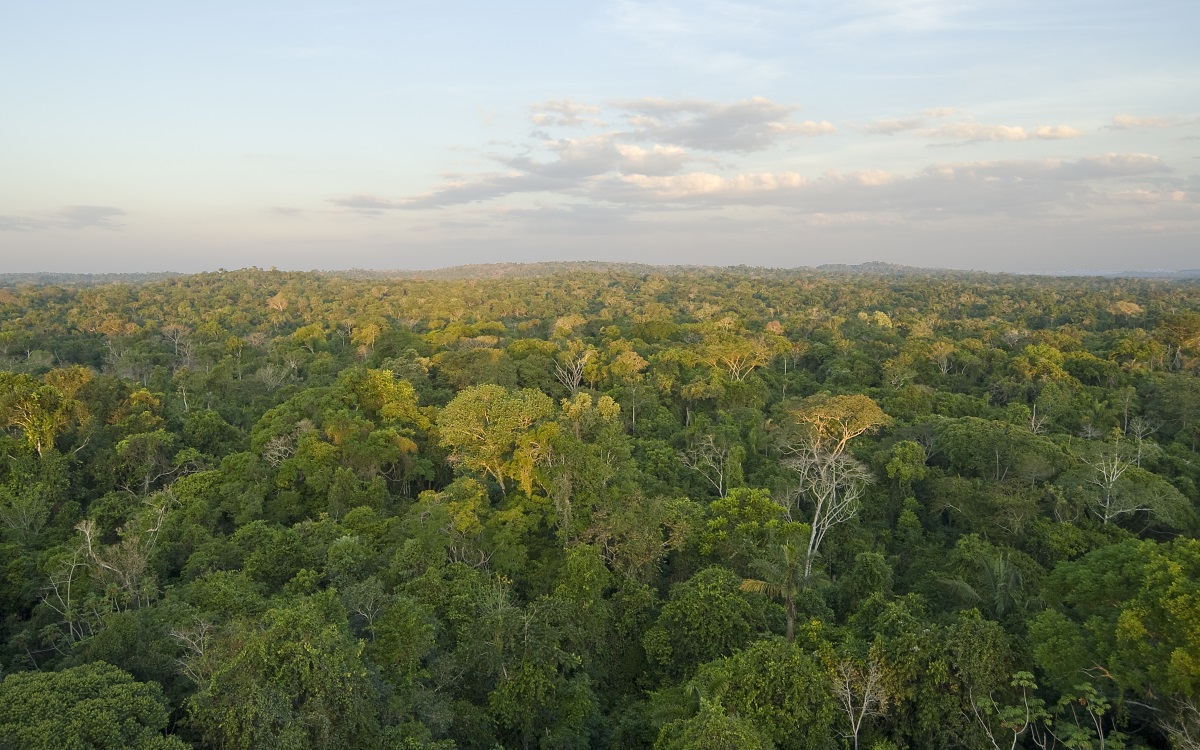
[1,0,1197,274]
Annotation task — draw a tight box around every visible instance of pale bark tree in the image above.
[832,649,891,750]
[553,345,592,395]
[679,434,739,498]
[784,443,874,578]
[1083,448,1140,525]
[780,394,887,578]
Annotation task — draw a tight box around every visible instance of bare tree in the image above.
[1161,697,1200,750]
[76,490,174,609]
[170,619,216,684]
[784,442,874,578]
[832,650,890,750]
[161,323,191,360]
[554,345,592,395]
[1028,403,1048,434]
[1125,416,1161,466]
[779,394,886,579]
[1082,448,1145,525]
[679,434,737,498]
[40,546,94,651]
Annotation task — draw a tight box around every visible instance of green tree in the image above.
[187,591,379,750]
[437,385,554,493]
[740,529,808,642]
[643,567,763,680]
[654,699,775,750]
[0,662,186,750]
[0,371,89,458]
[1031,538,1200,744]
[690,637,836,750]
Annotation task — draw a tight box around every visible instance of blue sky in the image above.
[1,0,1197,273]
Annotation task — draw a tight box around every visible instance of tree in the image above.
[740,530,807,642]
[830,646,891,750]
[1031,538,1200,744]
[1058,440,1192,528]
[291,323,326,354]
[687,637,837,750]
[453,580,596,750]
[679,434,743,498]
[187,591,379,750]
[1157,311,1200,369]
[0,371,89,458]
[699,323,772,382]
[786,394,890,456]
[643,567,762,680]
[783,441,874,579]
[939,551,1028,620]
[0,662,186,749]
[436,384,554,493]
[885,440,928,495]
[654,699,774,750]
[554,344,593,396]
[966,672,1050,750]
[774,395,889,579]
[75,490,175,611]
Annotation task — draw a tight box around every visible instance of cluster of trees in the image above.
[1,264,1199,749]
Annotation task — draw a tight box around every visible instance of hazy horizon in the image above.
[3,1,1197,274]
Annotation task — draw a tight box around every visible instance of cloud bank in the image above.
[328,97,1180,229]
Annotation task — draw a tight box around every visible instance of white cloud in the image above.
[1032,125,1084,139]
[925,120,1084,143]
[865,117,926,135]
[334,146,1170,217]
[618,170,807,199]
[0,206,125,232]
[328,89,1173,237]
[616,96,835,151]
[530,99,604,128]
[864,108,1035,138]
[584,154,1172,218]
[615,143,694,175]
[1109,113,1200,130]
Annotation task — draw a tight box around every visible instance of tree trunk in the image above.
[785,590,795,643]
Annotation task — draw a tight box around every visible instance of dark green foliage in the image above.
[0,267,1198,748]
[186,592,379,750]
[690,638,835,750]
[643,567,764,680]
[0,662,187,749]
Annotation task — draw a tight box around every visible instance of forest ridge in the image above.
[1,267,1199,749]
[4,260,1200,287]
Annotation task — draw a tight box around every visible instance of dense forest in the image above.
[1,264,1199,749]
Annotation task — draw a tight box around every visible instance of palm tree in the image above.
[739,533,807,642]
[939,553,1026,619]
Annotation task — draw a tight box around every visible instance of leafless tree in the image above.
[40,546,94,650]
[554,346,592,395]
[1125,416,1161,466]
[170,619,216,684]
[783,441,874,578]
[679,434,736,498]
[1028,403,1048,434]
[1082,448,1143,525]
[255,364,292,391]
[1161,697,1200,750]
[832,651,890,750]
[76,491,174,609]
